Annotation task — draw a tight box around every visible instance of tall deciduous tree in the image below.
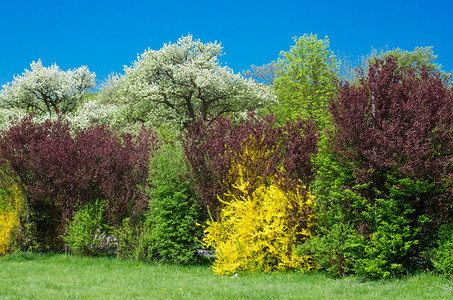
[341,46,451,84]
[0,60,96,117]
[243,61,277,85]
[369,46,448,76]
[101,35,273,128]
[274,34,339,126]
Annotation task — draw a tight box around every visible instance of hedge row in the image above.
[1,57,452,279]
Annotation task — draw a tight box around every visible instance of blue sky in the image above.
[1,0,452,87]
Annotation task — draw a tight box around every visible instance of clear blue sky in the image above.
[1,0,452,87]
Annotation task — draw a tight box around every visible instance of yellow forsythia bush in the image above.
[0,185,23,255]
[204,138,316,275]
[204,178,316,275]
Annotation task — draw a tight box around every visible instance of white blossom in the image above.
[101,35,274,128]
[0,107,28,131]
[0,60,96,117]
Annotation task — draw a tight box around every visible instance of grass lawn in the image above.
[1,252,452,299]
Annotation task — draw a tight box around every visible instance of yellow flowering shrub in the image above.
[0,185,23,255]
[204,137,316,275]
[222,136,275,197]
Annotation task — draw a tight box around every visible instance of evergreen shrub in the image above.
[131,141,204,264]
[432,222,453,277]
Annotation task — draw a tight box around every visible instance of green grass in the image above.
[1,252,452,299]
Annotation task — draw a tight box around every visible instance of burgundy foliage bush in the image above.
[0,117,158,232]
[280,119,319,190]
[329,57,453,219]
[182,113,319,218]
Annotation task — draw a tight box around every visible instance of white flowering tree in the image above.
[101,35,274,128]
[0,60,96,117]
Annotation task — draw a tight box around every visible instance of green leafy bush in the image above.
[296,222,360,277]
[312,135,434,279]
[145,181,202,264]
[63,200,111,256]
[139,141,203,264]
[300,135,360,276]
[114,217,143,259]
[432,222,453,278]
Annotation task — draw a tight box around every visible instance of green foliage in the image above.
[306,136,360,275]
[368,46,448,77]
[63,200,111,256]
[139,142,203,264]
[296,222,361,277]
[310,136,435,279]
[274,34,339,126]
[144,180,202,264]
[432,222,453,278]
[114,217,142,259]
[352,183,426,279]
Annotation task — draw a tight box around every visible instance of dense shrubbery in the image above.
[183,113,318,218]
[431,222,453,278]
[0,117,157,251]
[203,137,316,274]
[63,200,111,256]
[114,217,143,259]
[139,141,203,264]
[304,57,453,278]
[1,38,452,281]
[184,114,319,273]
[112,138,204,264]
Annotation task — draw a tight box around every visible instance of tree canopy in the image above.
[341,46,451,84]
[243,61,277,85]
[101,35,273,128]
[0,60,95,117]
[368,46,447,76]
[273,34,339,126]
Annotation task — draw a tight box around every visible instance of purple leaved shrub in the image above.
[0,116,158,251]
[182,113,319,219]
[307,57,453,278]
[329,57,453,220]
